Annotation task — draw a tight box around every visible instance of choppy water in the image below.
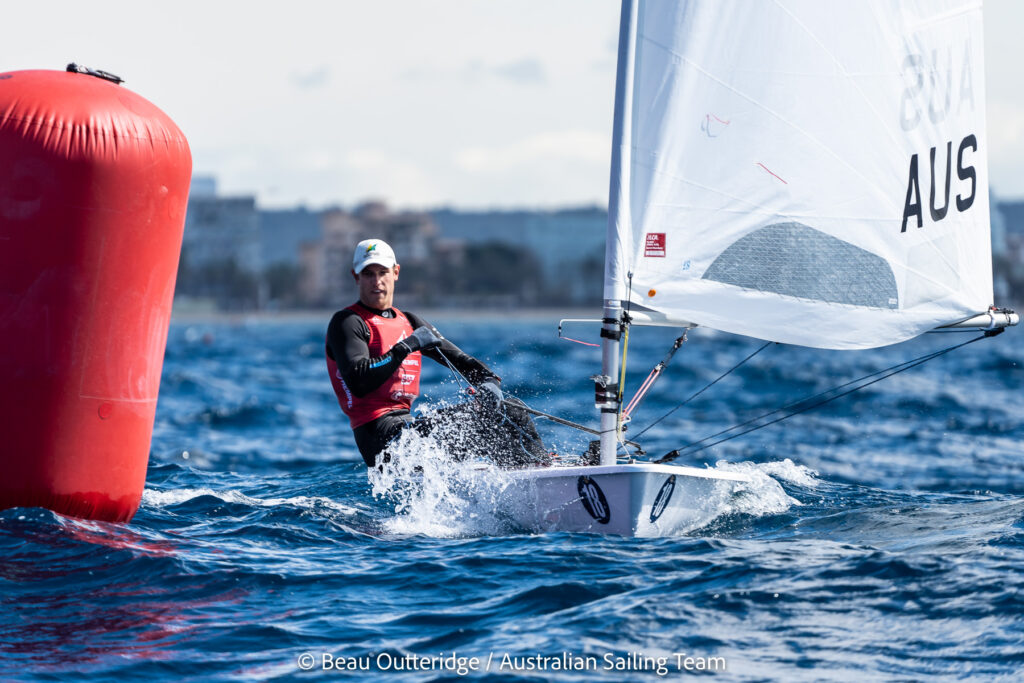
[2,313,1022,681]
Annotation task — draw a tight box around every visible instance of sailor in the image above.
[326,238,548,468]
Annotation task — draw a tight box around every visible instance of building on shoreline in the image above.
[177,178,263,310]
[430,207,606,304]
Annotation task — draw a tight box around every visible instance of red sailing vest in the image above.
[326,303,422,428]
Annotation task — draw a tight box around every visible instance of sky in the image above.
[2,0,1022,210]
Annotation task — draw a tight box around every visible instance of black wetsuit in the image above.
[326,307,547,467]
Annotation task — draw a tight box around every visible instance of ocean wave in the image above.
[142,488,362,518]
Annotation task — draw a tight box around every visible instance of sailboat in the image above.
[470,0,1021,537]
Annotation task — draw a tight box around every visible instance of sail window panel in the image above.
[701,222,899,309]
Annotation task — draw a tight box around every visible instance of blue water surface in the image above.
[2,312,1022,681]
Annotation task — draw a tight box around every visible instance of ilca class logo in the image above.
[650,475,676,522]
[644,232,666,257]
[577,476,610,524]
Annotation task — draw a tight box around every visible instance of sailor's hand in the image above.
[477,380,504,410]
[398,326,443,353]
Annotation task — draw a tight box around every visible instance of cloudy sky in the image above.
[3,0,1022,209]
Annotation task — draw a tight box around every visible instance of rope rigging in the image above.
[622,331,688,418]
[613,272,636,454]
[631,340,774,440]
[654,329,1001,464]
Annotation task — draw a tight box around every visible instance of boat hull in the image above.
[496,463,750,537]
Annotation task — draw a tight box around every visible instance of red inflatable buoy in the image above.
[0,67,191,522]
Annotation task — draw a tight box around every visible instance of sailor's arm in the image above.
[326,310,413,397]
[405,312,501,385]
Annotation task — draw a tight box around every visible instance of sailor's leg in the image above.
[403,400,550,468]
[357,411,415,467]
[499,397,549,461]
[409,403,484,462]
[460,397,551,468]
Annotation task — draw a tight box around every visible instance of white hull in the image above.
[494,463,751,537]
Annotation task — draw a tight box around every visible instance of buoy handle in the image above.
[66,63,123,85]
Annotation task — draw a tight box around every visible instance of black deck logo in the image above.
[650,475,676,522]
[577,476,610,524]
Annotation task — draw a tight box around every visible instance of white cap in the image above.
[352,239,396,274]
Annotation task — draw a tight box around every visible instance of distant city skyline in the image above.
[4,0,1024,209]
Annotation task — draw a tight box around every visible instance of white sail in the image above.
[605,0,993,350]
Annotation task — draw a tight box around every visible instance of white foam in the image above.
[712,458,818,519]
[723,457,820,486]
[368,425,520,538]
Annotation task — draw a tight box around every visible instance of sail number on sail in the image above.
[898,42,977,234]
[901,135,977,233]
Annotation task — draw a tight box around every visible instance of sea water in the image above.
[2,313,1022,681]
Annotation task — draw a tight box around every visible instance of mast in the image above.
[597,0,638,466]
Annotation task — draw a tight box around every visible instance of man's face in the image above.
[354,263,400,310]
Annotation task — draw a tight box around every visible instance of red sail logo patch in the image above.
[645,233,666,257]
